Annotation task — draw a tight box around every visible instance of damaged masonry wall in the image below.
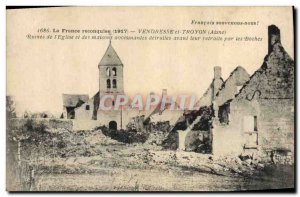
[214,66,250,107]
[174,66,250,153]
[171,67,224,152]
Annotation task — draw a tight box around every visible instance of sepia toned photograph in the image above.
[6,6,295,191]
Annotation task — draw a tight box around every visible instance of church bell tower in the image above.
[98,41,124,95]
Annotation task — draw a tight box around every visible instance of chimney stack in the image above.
[268,25,281,53]
[214,66,222,79]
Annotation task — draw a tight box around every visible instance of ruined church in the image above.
[62,41,182,130]
[62,41,125,130]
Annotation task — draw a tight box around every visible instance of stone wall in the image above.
[9,118,73,130]
[258,99,294,152]
[212,98,294,159]
[72,119,102,131]
[74,98,95,120]
[198,85,214,107]
[212,123,244,157]
[72,110,124,130]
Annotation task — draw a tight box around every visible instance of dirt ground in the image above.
[35,167,294,191]
[26,129,294,191]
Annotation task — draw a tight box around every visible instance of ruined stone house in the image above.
[175,65,250,152]
[212,25,294,161]
[62,94,89,119]
[214,66,250,124]
[166,66,224,151]
[173,25,294,159]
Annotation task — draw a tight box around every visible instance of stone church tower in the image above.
[97,41,125,129]
[98,41,124,95]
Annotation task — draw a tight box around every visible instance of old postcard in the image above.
[6,6,295,191]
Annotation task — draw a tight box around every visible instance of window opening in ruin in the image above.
[86,105,90,110]
[218,103,230,125]
[66,107,75,119]
[254,116,258,131]
[243,115,258,149]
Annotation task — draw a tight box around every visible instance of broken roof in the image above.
[235,25,294,100]
[217,66,249,94]
[214,66,250,105]
[99,42,123,66]
[196,77,224,107]
[62,94,89,107]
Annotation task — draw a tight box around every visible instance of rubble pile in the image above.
[51,129,124,158]
[144,121,172,146]
[146,150,293,177]
[144,131,168,146]
[100,126,150,144]
[18,128,124,161]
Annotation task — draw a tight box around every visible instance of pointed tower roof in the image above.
[98,41,123,67]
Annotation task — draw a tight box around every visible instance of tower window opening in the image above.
[106,68,111,76]
[107,79,111,88]
[113,79,117,88]
[112,67,117,76]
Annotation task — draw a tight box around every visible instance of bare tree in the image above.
[6,96,16,119]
